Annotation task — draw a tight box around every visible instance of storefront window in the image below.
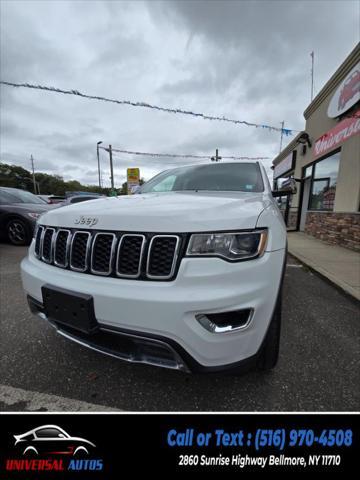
[309,151,340,211]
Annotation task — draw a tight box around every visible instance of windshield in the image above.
[141,163,264,194]
[35,428,67,438]
[0,188,46,204]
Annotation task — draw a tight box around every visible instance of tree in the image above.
[65,180,83,193]
[0,163,33,190]
[34,173,65,195]
[0,162,115,196]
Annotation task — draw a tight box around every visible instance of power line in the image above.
[100,146,270,161]
[0,80,297,135]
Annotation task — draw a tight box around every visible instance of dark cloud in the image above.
[151,1,358,66]
[0,0,358,187]
[89,32,149,73]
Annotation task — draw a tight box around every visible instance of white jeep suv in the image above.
[21,161,287,374]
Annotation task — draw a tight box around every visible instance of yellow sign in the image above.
[127,168,140,183]
[127,168,140,194]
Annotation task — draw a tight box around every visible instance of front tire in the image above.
[6,218,31,246]
[257,289,282,371]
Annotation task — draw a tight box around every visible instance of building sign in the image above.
[313,109,360,159]
[127,168,140,194]
[273,152,295,179]
[327,62,360,118]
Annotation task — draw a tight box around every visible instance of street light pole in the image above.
[211,148,221,162]
[96,141,103,189]
[109,144,115,193]
[279,121,285,153]
[30,154,37,194]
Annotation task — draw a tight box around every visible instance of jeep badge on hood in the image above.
[74,216,98,227]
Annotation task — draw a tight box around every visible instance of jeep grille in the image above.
[34,227,182,281]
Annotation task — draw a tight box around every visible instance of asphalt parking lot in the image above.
[0,243,359,411]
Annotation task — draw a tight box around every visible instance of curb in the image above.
[288,250,360,303]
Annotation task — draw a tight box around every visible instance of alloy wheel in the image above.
[8,220,26,244]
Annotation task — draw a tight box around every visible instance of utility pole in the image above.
[279,121,285,153]
[96,141,103,189]
[108,144,115,193]
[30,154,37,194]
[310,51,315,101]
[211,148,222,162]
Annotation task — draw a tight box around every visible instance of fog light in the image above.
[196,309,253,333]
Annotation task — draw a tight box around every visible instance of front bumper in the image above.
[21,242,286,371]
[27,296,191,372]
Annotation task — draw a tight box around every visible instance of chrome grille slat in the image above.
[91,233,116,276]
[70,231,91,272]
[41,228,55,263]
[116,234,145,278]
[146,235,180,280]
[34,226,44,257]
[54,229,71,268]
[35,227,181,281]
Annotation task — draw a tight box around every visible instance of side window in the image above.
[36,428,64,438]
[70,197,85,203]
[152,175,176,192]
[0,191,15,204]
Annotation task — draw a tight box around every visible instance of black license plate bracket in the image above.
[42,285,98,334]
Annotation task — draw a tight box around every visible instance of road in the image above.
[0,243,359,411]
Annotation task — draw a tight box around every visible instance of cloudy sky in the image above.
[0,0,359,187]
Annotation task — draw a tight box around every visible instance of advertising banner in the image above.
[327,63,360,118]
[0,413,358,476]
[314,110,360,159]
[274,153,294,179]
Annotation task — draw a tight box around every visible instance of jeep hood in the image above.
[39,191,271,232]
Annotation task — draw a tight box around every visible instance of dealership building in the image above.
[272,43,359,251]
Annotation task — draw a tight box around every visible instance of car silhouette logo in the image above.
[338,69,360,111]
[13,424,96,456]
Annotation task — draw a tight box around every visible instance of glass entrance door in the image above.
[300,177,311,231]
[276,193,299,231]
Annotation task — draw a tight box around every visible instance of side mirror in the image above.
[272,190,285,198]
[272,178,297,197]
[58,434,65,438]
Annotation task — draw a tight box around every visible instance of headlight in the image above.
[27,212,42,220]
[186,230,267,261]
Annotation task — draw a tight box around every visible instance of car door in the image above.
[0,191,12,236]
